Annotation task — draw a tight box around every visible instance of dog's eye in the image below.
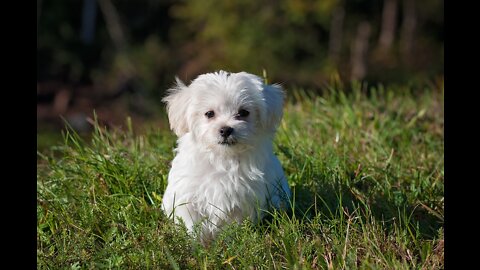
[205,111,215,119]
[237,109,250,118]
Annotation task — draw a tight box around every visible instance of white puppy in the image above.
[161,71,291,242]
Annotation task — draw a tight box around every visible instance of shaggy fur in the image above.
[161,71,291,242]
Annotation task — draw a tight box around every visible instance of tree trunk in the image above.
[400,0,416,65]
[81,0,98,45]
[97,0,137,94]
[97,0,128,53]
[378,0,398,52]
[351,22,371,81]
[328,5,345,65]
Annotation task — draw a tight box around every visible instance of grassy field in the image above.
[37,83,444,269]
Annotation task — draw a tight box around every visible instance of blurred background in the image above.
[37,0,443,143]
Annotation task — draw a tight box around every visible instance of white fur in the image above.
[161,71,291,242]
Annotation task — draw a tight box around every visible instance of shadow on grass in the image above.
[275,144,442,239]
[285,176,443,239]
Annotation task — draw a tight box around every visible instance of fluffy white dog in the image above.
[161,70,291,242]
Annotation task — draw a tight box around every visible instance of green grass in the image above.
[37,83,444,269]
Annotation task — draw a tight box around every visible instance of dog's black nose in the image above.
[219,126,234,138]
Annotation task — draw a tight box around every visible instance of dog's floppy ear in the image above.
[261,83,284,132]
[238,72,284,132]
[162,77,191,137]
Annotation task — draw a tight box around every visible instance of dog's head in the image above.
[163,71,284,153]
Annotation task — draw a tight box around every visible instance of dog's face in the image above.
[163,71,284,154]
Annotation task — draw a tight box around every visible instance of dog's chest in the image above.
[192,163,268,212]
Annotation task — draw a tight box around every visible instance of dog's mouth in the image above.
[218,138,237,146]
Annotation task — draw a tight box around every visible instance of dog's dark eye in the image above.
[205,111,215,119]
[237,109,249,118]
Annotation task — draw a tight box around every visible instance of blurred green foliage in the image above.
[37,0,443,99]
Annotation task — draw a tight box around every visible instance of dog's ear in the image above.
[237,72,284,132]
[162,77,191,137]
[261,83,285,132]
